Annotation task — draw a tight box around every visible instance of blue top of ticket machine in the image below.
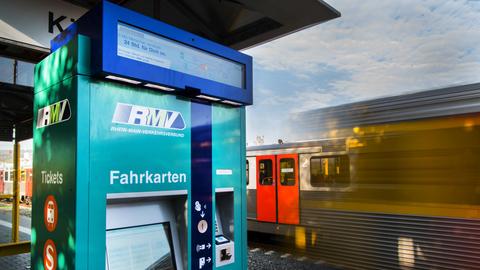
[52,0,253,105]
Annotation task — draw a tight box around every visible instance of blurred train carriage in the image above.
[0,167,33,203]
[246,83,480,270]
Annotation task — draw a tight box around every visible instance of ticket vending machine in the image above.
[31,2,251,270]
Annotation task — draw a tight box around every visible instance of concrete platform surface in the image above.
[0,253,30,270]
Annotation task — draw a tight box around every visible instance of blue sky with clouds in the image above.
[244,0,480,146]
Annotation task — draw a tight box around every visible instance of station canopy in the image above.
[0,0,340,141]
[65,0,340,50]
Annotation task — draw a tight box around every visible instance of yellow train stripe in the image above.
[302,200,480,219]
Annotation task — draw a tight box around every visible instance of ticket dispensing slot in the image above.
[106,193,188,270]
[215,190,235,267]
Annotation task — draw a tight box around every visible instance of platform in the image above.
[1,248,341,270]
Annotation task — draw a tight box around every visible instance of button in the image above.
[198,219,208,233]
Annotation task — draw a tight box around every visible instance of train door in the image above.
[276,154,299,224]
[256,154,300,224]
[25,169,33,199]
[256,155,276,222]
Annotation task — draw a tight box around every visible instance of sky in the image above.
[244,0,480,146]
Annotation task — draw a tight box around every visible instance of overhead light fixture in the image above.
[196,95,220,101]
[105,75,141,84]
[144,83,175,91]
[221,100,242,106]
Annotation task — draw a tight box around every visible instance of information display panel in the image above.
[50,0,253,104]
[117,23,245,89]
[106,223,176,270]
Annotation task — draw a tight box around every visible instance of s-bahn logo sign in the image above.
[43,239,58,270]
[36,99,71,128]
[112,103,186,130]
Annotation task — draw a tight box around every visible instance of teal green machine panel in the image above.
[32,34,247,270]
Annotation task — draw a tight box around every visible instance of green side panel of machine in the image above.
[32,35,91,270]
[32,73,79,270]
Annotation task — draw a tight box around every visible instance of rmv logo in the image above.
[36,99,71,129]
[112,103,186,130]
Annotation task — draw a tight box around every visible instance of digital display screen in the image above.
[106,223,176,270]
[117,22,245,89]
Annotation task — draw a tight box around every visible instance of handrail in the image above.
[0,194,13,199]
[12,141,20,243]
[0,241,31,256]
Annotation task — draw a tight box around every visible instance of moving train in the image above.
[246,83,480,270]
[0,167,33,202]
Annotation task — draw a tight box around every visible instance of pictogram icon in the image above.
[44,195,58,232]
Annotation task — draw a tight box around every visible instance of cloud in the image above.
[246,85,340,144]
[254,86,337,112]
[246,0,480,102]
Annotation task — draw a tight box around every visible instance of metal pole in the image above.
[11,140,20,243]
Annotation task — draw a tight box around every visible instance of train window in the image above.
[279,158,295,186]
[246,160,249,186]
[259,159,273,185]
[310,156,350,187]
[5,170,13,182]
